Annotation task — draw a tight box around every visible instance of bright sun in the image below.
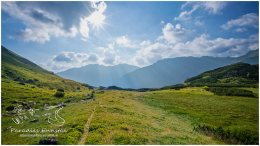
[87,11,105,30]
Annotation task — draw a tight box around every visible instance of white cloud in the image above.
[45,51,101,72]
[194,17,204,26]
[221,13,259,31]
[87,1,106,26]
[22,28,50,43]
[115,35,135,48]
[2,1,107,43]
[2,1,78,43]
[91,1,107,13]
[46,29,258,71]
[140,40,151,46]
[79,17,90,41]
[201,2,227,14]
[235,28,247,33]
[175,2,227,21]
[129,22,258,67]
[175,6,198,21]
[158,23,192,44]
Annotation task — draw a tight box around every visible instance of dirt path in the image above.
[78,105,97,145]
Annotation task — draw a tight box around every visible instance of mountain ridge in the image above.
[57,63,139,87]
[55,49,259,88]
[116,49,258,88]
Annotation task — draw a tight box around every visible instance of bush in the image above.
[57,88,65,92]
[18,82,25,85]
[6,105,15,111]
[54,91,64,98]
[194,124,258,144]
[26,79,35,84]
[160,84,187,90]
[39,138,58,144]
[206,87,255,97]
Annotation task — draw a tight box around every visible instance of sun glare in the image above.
[87,11,105,30]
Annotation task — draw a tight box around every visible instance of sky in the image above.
[1,1,259,72]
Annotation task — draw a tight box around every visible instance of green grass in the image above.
[2,86,258,144]
[137,87,259,144]
[85,90,221,144]
[2,101,97,144]
[1,78,91,111]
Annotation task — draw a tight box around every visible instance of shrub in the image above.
[26,79,35,84]
[206,87,255,97]
[39,138,58,144]
[57,88,65,92]
[18,82,25,85]
[160,84,187,90]
[85,92,95,100]
[6,105,15,111]
[54,91,64,98]
[194,124,258,144]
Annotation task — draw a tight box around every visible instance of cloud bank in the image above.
[2,1,107,43]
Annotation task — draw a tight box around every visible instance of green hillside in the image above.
[185,62,259,86]
[2,46,90,91]
[1,46,92,110]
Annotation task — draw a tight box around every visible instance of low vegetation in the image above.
[194,124,258,144]
[185,63,258,87]
[205,87,256,97]
[54,89,65,98]
[137,87,258,144]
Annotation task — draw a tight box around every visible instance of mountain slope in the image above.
[235,49,259,64]
[2,46,88,91]
[57,64,139,87]
[117,49,259,88]
[185,63,259,86]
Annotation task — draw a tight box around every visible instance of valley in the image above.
[2,1,259,145]
[1,46,259,144]
[2,87,258,144]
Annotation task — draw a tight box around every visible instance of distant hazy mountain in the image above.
[116,49,259,88]
[57,49,258,88]
[185,62,259,86]
[235,49,259,64]
[57,64,139,87]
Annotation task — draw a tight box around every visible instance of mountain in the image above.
[235,49,259,64]
[57,64,139,87]
[116,49,259,88]
[185,62,259,86]
[2,46,88,91]
[56,49,258,89]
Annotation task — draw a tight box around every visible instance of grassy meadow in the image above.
[2,85,258,144]
[1,46,259,144]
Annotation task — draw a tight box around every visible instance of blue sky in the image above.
[1,1,259,72]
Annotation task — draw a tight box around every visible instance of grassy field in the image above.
[1,78,94,144]
[137,87,259,144]
[2,86,258,144]
[84,90,223,144]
